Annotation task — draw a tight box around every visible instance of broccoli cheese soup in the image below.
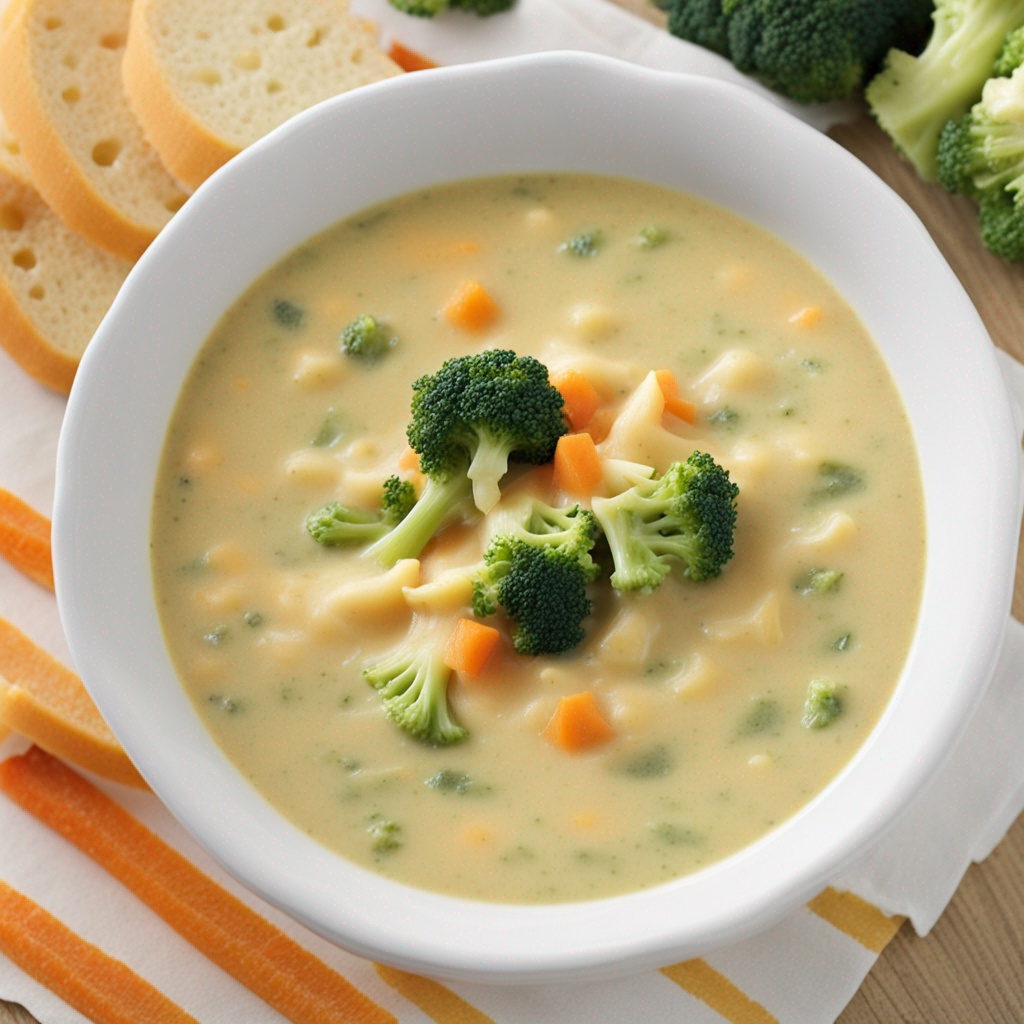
[151,174,925,904]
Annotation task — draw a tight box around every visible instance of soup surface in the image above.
[152,174,925,903]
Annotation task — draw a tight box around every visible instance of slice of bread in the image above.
[0,0,190,260]
[0,112,32,189]
[0,164,133,393]
[122,0,402,190]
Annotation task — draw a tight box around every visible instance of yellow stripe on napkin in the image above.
[660,959,778,1024]
[807,887,905,953]
[374,964,495,1024]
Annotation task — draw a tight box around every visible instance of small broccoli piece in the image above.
[271,298,305,329]
[810,461,864,502]
[592,451,738,593]
[425,768,476,793]
[387,0,447,15]
[406,349,568,513]
[995,25,1024,78]
[381,475,416,523]
[802,678,845,728]
[796,567,844,594]
[363,640,467,746]
[635,225,670,248]
[367,817,403,853]
[306,476,415,547]
[866,0,1024,181]
[340,314,395,363]
[472,502,599,655]
[450,0,516,13]
[978,189,1024,261]
[666,0,933,104]
[560,230,602,257]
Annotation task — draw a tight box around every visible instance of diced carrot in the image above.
[0,487,53,590]
[398,446,421,472]
[0,747,397,1024]
[542,692,615,752]
[655,368,697,424]
[444,618,500,677]
[442,279,499,332]
[0,881,198,1024]
[0,617,145,788]
[387,40,438,72]
[550,368,600,431]
[788,305,822,327]
[552,432,603,498]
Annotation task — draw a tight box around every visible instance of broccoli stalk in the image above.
[473,502,599,655]
[364,471,472,566]
[306,475,415,546]
[592,451,738,592]
[406,349,568,514]
[866,0,1024,181]
[664,0,933,105]
[363,639,467,746]
[388,0,514,16]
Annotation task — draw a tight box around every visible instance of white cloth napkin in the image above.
[2,2,1023,1023]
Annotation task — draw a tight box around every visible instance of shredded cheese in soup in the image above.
[151,174,924,903]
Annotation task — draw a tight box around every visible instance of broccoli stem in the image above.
[364,472,471,566]
[465,429,515,513]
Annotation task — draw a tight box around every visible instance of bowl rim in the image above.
[54,50,1021,983]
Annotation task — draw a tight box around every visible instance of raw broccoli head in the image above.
[364,645,467,746]
[994,24,1024,78]
[979,190,1024,262]
[471,500,600,655]
[407,349,568,512]
[592,451,739,592]
[450,0,516,13]
[666,0,933,104]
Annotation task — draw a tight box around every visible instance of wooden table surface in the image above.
[3,2,1024,1022]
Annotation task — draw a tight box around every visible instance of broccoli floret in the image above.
[560,230,602,257]
[450,0,516,13]
[866,0,1024,181]
[665,0,933,104]
[472,502,599,655]
[363,639,467,746]
[388,0,514,14]
[802,678,845,728]
[340,314,395,363]
[796,567,844,594]
[936,48,1024,262]
[406,349,568,514]
[306,475,415,547]
[387,0,447,15]
[592,451,738,592]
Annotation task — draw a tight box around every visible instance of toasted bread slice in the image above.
[0,165,132,393]
[123,0,402,190]
[0,0,189,260]
[0,112,32,189]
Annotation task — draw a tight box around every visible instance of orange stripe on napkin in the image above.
[807,887,905,953]
[0,881,198,1024]
[374,964,495,1024]
[660,959,778,1024]
[0,616,146,789]
[0,487,53,590]
[0,747,396,1024]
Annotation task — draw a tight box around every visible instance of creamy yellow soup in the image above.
[152,174,925,904]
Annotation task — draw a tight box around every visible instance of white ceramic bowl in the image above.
[54,52,1021,983]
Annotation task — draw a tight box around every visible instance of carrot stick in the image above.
[0,881,199,1024]
[442,279,499,332]
[0,617,145,788]
[654,368,698,424]
[0,747,396,1024]
[541,692,614,752]
[550,368,600,431]
[552,432,603,498]
[387,40,438,72]
[444,618,500,676]
[0,487,53,590]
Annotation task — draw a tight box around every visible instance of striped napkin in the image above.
[2,2,1024,1023]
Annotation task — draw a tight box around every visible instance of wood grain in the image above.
[3,2,1024,1021]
